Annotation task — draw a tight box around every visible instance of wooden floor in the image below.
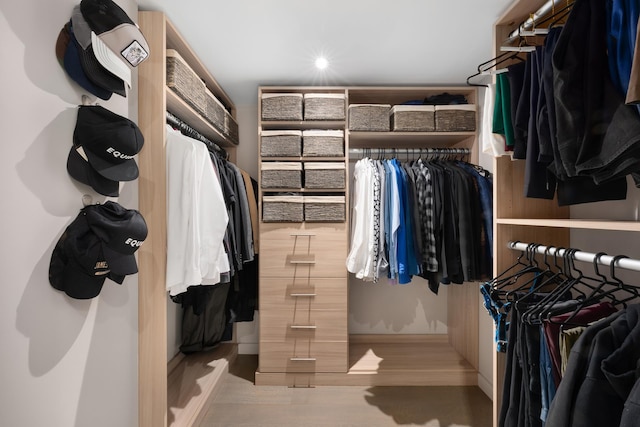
[197,355,492,427]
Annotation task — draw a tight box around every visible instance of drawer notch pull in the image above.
[290,357,317,362]
[290,325,317,330]
[290,292,317,297]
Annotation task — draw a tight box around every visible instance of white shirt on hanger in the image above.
[165,125,229,296]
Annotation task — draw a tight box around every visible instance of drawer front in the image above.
[260,223,347,278]
[259,341,348,373]
[259,277,347,310]
[260,308,348,342]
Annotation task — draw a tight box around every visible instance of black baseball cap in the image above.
[73,105,144,181]
[84,201,148,275]
[58,22,113,101]
[49,212,125,299]
[80,0,150,87]
[70,5,127,97]
[67,144,120,196]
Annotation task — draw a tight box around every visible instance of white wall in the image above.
[0,1,139,425]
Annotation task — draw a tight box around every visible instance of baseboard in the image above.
[477,373,493,400]
[238,342,259,355]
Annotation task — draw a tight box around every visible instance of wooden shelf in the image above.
[348,131,475,147]
[262,188,346,193]
[261,120,345,130]
[166,88,237,147]
[261,157,346,162]
[496,218,640,232]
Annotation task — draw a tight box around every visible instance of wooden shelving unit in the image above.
[256,85,480,387]
[137,10,239,427]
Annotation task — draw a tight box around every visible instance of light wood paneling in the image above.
[138,11,168,427]
[447,284,479,370]
[259,341,349,373]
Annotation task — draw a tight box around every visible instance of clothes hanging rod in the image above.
[166,111,227,158]
[504,0,570,44]
[348,147,470,158]
[508,241,640,273]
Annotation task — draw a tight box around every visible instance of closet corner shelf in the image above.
[348,131,475,147]
[166,88,238,147]
[260,120,346,131]
[496,218,640,232]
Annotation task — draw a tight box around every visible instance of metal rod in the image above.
[348,147,470,159]
[508,241,640,273]
[505,0,569,43]
[166,111,227,158]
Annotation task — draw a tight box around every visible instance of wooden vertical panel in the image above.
[137,11,168,427]
[447,283,480,370]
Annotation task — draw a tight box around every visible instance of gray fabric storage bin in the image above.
[203,87,226,133]
[304,196,346,222]
[391,105,435,131]
[348,104,391,131]
[261,93,303,121]
[224,111,239,144]
[302,130,344,157]
[261,130,302,157]
[166,49,206,115]
[263,195,304,222]
[435,104,476,131]
[303,93,346,120]
[304,163,345,189]
[261,162,302,188]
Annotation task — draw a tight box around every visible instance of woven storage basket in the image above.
[166,49,206,115]
[348,104,391,131]
[435,104,476,131]
[303,93,346,120]
[302,130,344,157]
[203,87,225,133]
[261,93,303,121]
[261,162,302,189]
[391,105,435,132]
[261,130,302,157]
[224,111,239,144]
[304,196,346,222]
[304,163,345,189]
[263,195,304,222]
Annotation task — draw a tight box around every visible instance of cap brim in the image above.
[102,244,138,275]
[91,31,131,87]
[60,261,107,299]
[64,28,113,101]
[83,147,139,181]
[67,146,120,196]
[76,41,126,97]
[55,24,71,67]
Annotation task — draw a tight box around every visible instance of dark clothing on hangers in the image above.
[525,46,557,200]
[493,73,516,150]
[513,53,532,160]
[545,310,623,427]
[544,301,618,387]
[507,61,527,158]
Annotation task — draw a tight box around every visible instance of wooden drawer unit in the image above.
[259,341,348,373]
[260,307,347,342]
[259,223,347,278]
[260,277,346,308]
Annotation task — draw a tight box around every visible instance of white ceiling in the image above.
[137,0,513,106]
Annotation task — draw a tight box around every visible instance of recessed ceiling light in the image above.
[315,56,329,70]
